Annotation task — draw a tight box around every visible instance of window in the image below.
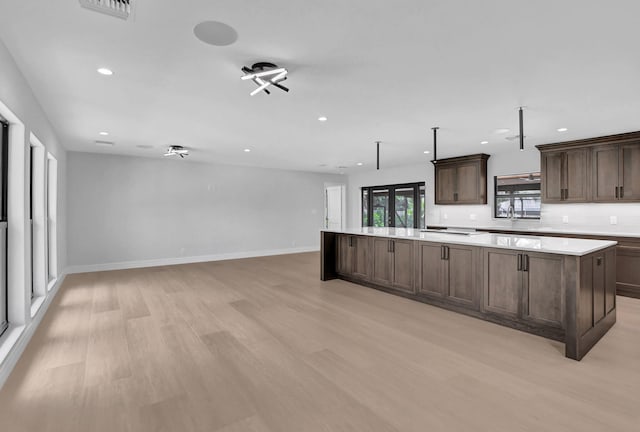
[46,154,57,284]
[495,172,541,219]
[361,182,425,228]
[1,120,8,335]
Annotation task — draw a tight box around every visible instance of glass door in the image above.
[394,187,414,228]
[371,188,390,227]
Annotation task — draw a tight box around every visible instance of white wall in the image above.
[0,39,67,275]
[0,39,67,388]
[67,152,345,270]
[347,146,640,232]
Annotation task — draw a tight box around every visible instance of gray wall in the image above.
[67,152,345,269]
[0,39,67,273]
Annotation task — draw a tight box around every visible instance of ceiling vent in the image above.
[79,0,132,20]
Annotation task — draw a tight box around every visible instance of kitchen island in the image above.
[320,228,617,360]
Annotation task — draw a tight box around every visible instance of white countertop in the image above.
[427,223,640,238]
[322,227,617,256]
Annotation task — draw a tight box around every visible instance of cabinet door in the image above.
[435,165,457,204]
[592,145,619,202]
[336,235,353,275]
[522,253,563,328]
[371,237,392,285]
[455,162,482,204]
[483,249,520,317]
[619,142,640,201]
[616,244,640,298]
[391,239,414,293]
[446,245,476,307]
[564,148,589,202]
[352,236,370,280]
[541,152,564,202]
[417,243,445,297]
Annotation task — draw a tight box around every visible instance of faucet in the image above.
[507,205,517,221]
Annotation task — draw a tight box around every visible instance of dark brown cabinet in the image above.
[417,242,478,308]
[336,234,369,280]
[483,249,564,329]
[371,238,414,293]
[540,148,589,203]
[538,131,640,204]
[434,154,489,205]
[592,142,640,202]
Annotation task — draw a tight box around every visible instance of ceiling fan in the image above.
[164,145,189,158]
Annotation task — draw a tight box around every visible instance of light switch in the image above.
[470,214,477,221]
[562,215,569,224]
[610,216,618,225]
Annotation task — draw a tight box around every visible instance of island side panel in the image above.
[320,231,337,281]
[565,246,617,360]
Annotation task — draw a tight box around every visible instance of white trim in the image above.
[0,272,66,390]
[66,247,320,274]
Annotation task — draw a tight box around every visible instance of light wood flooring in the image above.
[1,252,639,431]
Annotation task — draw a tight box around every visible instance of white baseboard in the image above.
[0,272,66,390]
[66,246,320,274]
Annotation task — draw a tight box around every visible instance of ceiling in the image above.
[1,0,639,173]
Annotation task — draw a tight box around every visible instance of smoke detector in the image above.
[79,0,132,20]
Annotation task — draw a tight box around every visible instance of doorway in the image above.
[325,185,344,230]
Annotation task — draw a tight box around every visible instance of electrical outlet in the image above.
[443,213,449,220]
[470,213,477,221]
[610,216,618,225]
[562,215,569,224]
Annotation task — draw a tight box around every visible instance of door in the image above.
[435,165,457,204]
[325,186,343,230]
[417,243,445,297]
[371,237,392,285]
[592,145,620,202]
[371,188,390,227]
[564,148,589,202]
[522,253,563,328]
[446,245,475,306]
[619,142,640,201]
[391,239,414,293]
[541,152,564,202]
[483,249,520,317]
[455,162,481,203]
[336,235,352,275]
[393,187,415,228]
[352,236,370,280]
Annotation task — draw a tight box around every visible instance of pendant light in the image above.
[376,141,381,170]
[519,107,525,151]
[431,127,439,162]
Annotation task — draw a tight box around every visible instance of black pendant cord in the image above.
[376,141,380,170]
[519,107,524,151]
[431,127,439,163]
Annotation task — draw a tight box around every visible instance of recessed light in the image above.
[244,148,251,152]
[97,68,114,76]
[480,141,489,145]
[494,128,510,134]
[318,116,328,122]
[356,162,363,166]
[557,127,568,132]
[99,131,109,136]
[423,150,430,154]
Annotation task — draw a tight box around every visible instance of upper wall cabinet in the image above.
[537,131,640,204]
[592,142,640,202]
[540,148,590,203]
[434,153,489,205]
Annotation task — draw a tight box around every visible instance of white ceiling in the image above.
[1,0,639,173]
